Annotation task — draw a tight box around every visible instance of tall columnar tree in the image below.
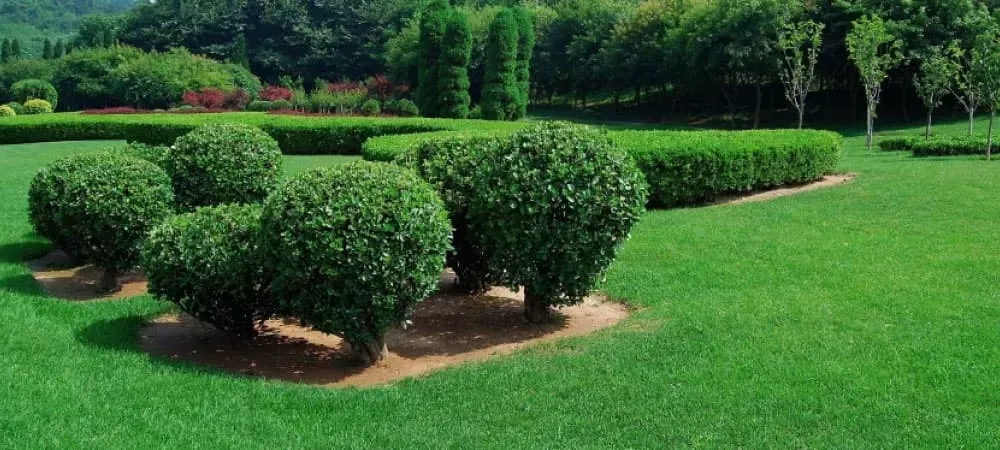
[53,39,65,59]
[416,0,450,117]
[973,28,1000,160]
[10,39,22,60]
[43,38,53,60]
[1,39,10,63]
[513,6,535,120]
[481,8,520,121]
[436,9,473,119]
[847,15,903,151]
[777,20,824,129]
[230,33,250,69]
[913,46,960,140]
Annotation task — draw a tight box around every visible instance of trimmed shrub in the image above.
[612,129,842,208]
[11,79,58,109]
[142,204,270,336]
[247,100,275,112]
[271,99,293,111]
[911,136,987,156]
[469,122,647,322]
[0,105,14,118]
[436,9,472,119]
[363,129,512,162]
[481,9,520,121]
[879,136,919,151]
[392,99,420,117]
[360,99,381,116]
[28,153,174,291]
[4,102,24,115]
[260,85,293,102]
[23,99,53,115]
[104,142,171,173]
[261,162,450,364]
[170,124,283,210]
[397,135,502,292]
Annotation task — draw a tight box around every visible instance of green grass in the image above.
[1,120,999,447]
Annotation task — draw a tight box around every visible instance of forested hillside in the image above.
[0,0,135,31]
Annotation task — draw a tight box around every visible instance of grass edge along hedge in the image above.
[0,112,524,155]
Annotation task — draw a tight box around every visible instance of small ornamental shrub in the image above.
[879,136,919,151]
[170,124,283,210]
[23,99,53,114]
[142,204,270,336]
[260,85,294,102]
[271,99,292,110]
[911,136,987,156]
[360,99,381,116]
[392,98,420,117]
[397,135,501,293]
[182,88,226,109]
[0,105,14,117]
[261,161,451,364]
[469,122,648,322]
[247,100,275,112]
[28,153,174,291]
[11,79,58,108]
[4,102,24,114]
[104,142,172,174]
[223,89,251,110]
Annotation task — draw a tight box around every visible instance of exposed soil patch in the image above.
[27,250,147,301]
[139,273,628,388]
[709,174,855,207]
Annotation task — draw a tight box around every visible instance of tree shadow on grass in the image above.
[0,238,50,264]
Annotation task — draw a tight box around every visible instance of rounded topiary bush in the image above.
[246,100,274,112]
[29,153,174,291]
[170,124,283,210]
[398,135,502,293]
[23,99,53,115]
[261,161,451,364]
[0,105,14,118]
[104,142,172,174]
[469,121,648,322]
[394,99,419,117]
[271,99,293,110]
[142,204,270,336]
[4,102,24,115]
[11,79,58,108]
[360,99,381,116]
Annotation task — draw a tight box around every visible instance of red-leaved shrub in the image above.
[366,75,409,101]
[223,89,250,110]
[261,85,294,102]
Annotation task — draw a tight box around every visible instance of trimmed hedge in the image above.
[911,136,987,157]
[878,136,919,151]
[364,129,513,162]
[612,130,842,208]
[142,204,269,337]
[103,142,171,173]
[0,112,523,155]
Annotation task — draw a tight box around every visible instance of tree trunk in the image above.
[752,82,762,130]
[925,108,933,141]
[356,334,388,366]
[866,101,874,151]
[100,267,121,293]
[523,287,551,324]
[969,108,976,136]
[988,109,995,162]
[797,106,804,129]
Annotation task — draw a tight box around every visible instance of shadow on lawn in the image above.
[0,238,50,264]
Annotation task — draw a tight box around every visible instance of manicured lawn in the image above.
[1,121,998,447]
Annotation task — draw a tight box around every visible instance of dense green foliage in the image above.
[0,59,57,101]
[27,151,173,275]
[513,7,534,120]
[10,78,58,107]
[416,0,449,117]
[142,204,269,337]
[103,141,170,172]
[911,136,987,156]
[469,122,647,321]
[397,135,503,292]
[362,128,518,162]
[0,105,13,117]
[108,48,255,109]
[23,99,52,114]
[169,124,282,210]
[481,9,520,121]
[260,161,450,363]
[614,129,842,208]
[0,0,133,32]
[436,10,473,119]
[878,136,920,151]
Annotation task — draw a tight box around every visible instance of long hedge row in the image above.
[0,112,523,155]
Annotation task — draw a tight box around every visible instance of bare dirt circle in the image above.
[139,272,628,388]
[28,250,147,300]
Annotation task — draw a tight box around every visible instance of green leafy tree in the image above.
[76,14,119,48]
[416,0,449,117]
[53,39,65,58]
[436,9,472,118]
[481,8,520,121]
[229,33,250,69]
[846,15,903,150]
[513,6,535,119]
[973,27,1000,160]
[913,46,960,140]
[11,39,22,60]
[1,40,10,63]
[777,20,824,129]
[42,38,53,60]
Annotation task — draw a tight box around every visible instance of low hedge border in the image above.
[878,136,920,151]
[0,112,524,155]
[911,136,987,157]
[362,129,515,162]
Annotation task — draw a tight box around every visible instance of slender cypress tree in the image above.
[101,29,114,48]
[1,39,10,63]
[416,0,449,117]
[513,7,535,119]
[481,9,520,121]
[54,39,65,58]
[436,9,473,118]
[43,38,53,60]
[230,33,250,69]
[10,39,21,59]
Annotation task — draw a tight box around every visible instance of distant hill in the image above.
[0,0,136,32]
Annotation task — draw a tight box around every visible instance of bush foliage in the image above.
[11,79,58,109]
[23,99,53,114]
[170,124,283,210]
[104,142,171,173]
[0,105,14,117]
[261,161,450,363]
[911,136,987,156]
[469,122,647,321]
[142,204,270,337]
